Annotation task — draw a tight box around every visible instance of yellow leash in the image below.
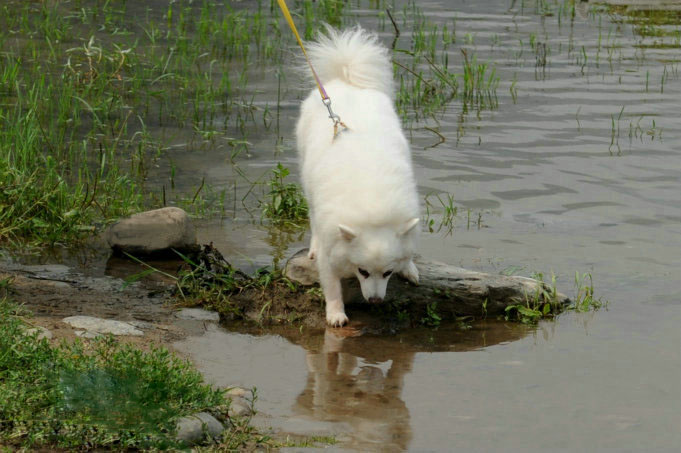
[275,0,347,137]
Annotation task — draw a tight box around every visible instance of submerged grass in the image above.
[0,0,298,247]
[504,271,607,324]
[0,298,229,450]
[392,2,500,123]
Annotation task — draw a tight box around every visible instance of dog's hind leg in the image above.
[308,233,319,260]
[399,259,420,285]
[318,264,348,327]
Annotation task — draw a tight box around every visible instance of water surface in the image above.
[12,0,681,450]
[172,1,681,450]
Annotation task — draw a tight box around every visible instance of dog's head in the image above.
[336,218,419,303]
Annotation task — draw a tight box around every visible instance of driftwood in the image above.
[285,249,570,326]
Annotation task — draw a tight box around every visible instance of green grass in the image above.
[504,272,561,324]
[420,301,442,327]
[0,298,229,450]
[260,163,309,226]
[572,272,607,313]
[392,2,500,123]
[0,0,298,248]
[504,271,607,324]
[424,192,457,234]
[132,244,312,325]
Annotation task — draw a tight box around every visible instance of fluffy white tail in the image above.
[306,27,394,98]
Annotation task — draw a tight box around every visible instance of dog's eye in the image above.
[358,268,370,278]
[383,270,393,278]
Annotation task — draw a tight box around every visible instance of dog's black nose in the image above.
[368,297,383,304]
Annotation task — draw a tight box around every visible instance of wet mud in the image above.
[0,261,183,348]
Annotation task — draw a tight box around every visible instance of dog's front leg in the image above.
[318,264,348,327]
[399,259,420,285]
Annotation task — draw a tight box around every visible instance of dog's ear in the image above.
[338,224,357,241]
[399,218,420,236]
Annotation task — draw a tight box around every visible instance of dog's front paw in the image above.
[307,248,317,260]
[400,260,420,285]
[326,310,349,327]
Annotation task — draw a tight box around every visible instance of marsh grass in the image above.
[0,298,227,450]
[572,272,607,312]
[392,2,500,123]
[260,163,309,226]
[424,192,457,235]
[505,271,607,324]
[0,0,297,247]
[125,244,326,326]
[505,272,562,324]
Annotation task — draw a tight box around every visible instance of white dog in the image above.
[295,27,420,327]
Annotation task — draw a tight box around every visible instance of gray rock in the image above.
[105,207,197,255]
[127,320,156,329]
[285,248,571,318]
[228,399,251,418]
[75,330,100,339]
[175,412,224,446]
[176,307,220,321]
[25,326,53,340]
[63,316,144,336]
[226,386,250,398]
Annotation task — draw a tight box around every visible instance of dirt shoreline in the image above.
[0,261,185,349]
[1,245,571,347]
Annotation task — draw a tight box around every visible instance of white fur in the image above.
[295,27,420,327]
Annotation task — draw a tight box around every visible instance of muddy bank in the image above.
[168,245,571,332]
[0,261,184,347]
[1,241,571,341]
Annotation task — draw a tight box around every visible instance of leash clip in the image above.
[322,97,347,138]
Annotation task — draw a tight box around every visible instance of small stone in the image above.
[226,387,250,398]
[105,207,197,255]
[25,326,53,340]
[63,316,144,336]
[175,412,224,446]
[176,308,220,322]
[228,400,251,418]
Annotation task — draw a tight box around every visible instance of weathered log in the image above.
[285,249,570,325]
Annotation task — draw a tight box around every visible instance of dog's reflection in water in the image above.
[293,329,414,451]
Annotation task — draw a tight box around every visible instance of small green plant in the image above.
[505,271,608,323]
[261,163,309,225]
[421,301,442,327]
[505,272,560,324]
[572,272,607,312]
[424,192,457,234]
[504,302,547,324]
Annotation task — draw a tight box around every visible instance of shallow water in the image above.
[10,0,681,450]
[171,1,681,450]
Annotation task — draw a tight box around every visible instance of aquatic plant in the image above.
[572,272,607,312]
[505,272,562,324]
[424,192,458,235]
[505,271,608,324]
